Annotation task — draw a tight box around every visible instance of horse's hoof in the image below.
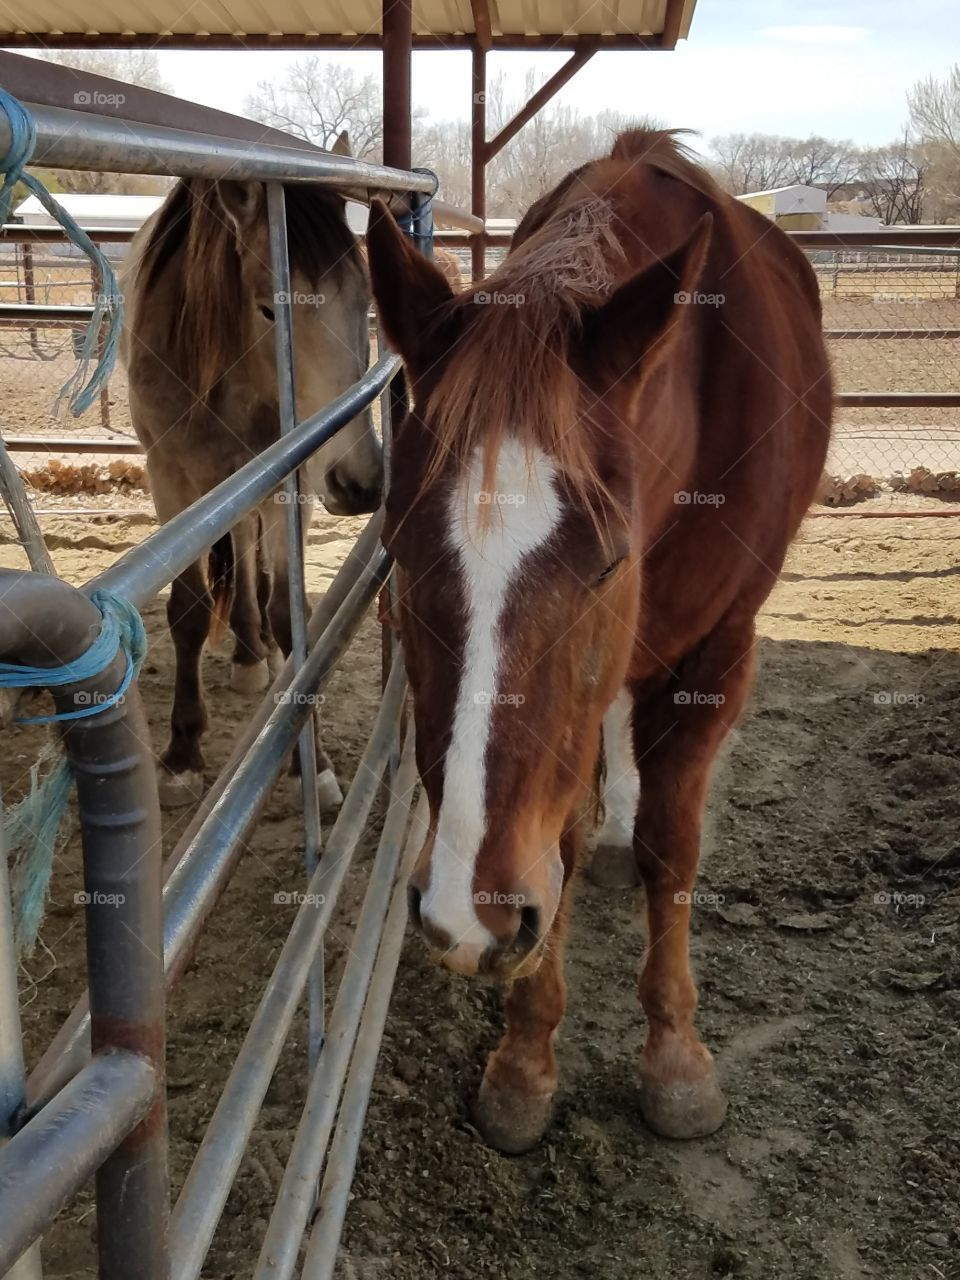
[639,1069,728,1139]
[158,768,204,809]
[316,768,344,813]
[587,842,640,888]
[473,1077,555,1154]
[230,659,270,694]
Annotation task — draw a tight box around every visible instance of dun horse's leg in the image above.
[160,560,214,808]
[473,830,578,1154]
[632,615,756,1139]
[229,514,270,693]
[589,687,642,888]
[264,506,342,811]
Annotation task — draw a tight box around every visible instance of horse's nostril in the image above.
[516,904,542,954]
[326,468,382,515]
[407,883,423,933]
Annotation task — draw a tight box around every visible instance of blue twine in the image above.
[396,167,439,235]
[0,89,122,417]
[2,591,147,952]
[2,589,146,723]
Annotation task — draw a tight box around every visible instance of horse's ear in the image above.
[365,198,455,373]
[331,130,353,157]
[581,213,713,392]
[216,180,265,235]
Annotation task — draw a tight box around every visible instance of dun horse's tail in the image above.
[207,534,234,646]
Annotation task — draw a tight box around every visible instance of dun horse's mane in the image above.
[424,130,719,511]
[136,179,363,401]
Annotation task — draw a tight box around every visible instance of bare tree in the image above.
[245,60,389,159]
[710,132,862,198]
[860,134,927,224]
[708,133,795,194]
[414,72,641,217]
[37,48,171,93]
[33,51,172,194]
[909,64,960,221]
[784,136,861,198]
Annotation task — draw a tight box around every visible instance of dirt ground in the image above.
[1,504,959,1280]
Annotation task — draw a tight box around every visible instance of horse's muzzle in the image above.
[407,883,543,980]
[323,464,383,515]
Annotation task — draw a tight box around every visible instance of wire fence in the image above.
[1,232,960,509]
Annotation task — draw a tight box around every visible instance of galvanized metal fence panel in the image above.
[0,92,433,1279]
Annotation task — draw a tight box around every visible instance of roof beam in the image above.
[484,45,598,161]
[0,32,667,51]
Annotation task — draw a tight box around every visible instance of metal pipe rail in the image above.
[87,352,399,609]
[27,520,392,1107]
[0,570,167,1278]
[0,1052,160,1275]
[0,92,435,1280]
[171,669,412,1279]
[0,101,435,192]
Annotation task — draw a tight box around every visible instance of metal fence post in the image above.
[266,182,325,1072]
[0,791,43,1280]
[0,572,168,1279]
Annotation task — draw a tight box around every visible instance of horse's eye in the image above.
[258,304,276,323]
[597,557,625,584]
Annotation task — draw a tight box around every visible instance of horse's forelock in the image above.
[420,196,625,531]
[136,180,364,401]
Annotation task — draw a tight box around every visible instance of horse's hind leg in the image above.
[160,560,214,808]
[632,614,756,1139]
[588,687,642,887]
[473,827,578,1155]
[229,514,270,694]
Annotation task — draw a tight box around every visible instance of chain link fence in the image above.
[2,230,960,513]
[815,246,960,504]
[0,236,144,512]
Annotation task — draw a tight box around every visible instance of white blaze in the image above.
[422,438,562,953]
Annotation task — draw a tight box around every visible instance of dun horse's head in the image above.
[213,137,382,514]
[366,199,711,979]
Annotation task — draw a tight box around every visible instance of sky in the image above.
[139,0,960,153]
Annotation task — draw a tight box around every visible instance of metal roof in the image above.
[0,1,697,49]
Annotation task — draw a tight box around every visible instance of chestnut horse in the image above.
[121,144,382,808]
[367,129,831,1153]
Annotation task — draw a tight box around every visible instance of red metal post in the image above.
[471,43,487,282]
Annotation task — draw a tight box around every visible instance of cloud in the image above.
[761,25,868,45]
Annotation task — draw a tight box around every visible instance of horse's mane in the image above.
[136,179,363,400]
[424,129,720,508]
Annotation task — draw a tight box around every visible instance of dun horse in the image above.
[367,130,831,1153]
[121,141,382,808]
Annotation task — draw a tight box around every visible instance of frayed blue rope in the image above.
[2,589,146,723]
[396,168,439,235]
[0,89,122,417]
[2,591,147,952]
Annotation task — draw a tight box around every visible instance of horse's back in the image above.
[576,132,832,673]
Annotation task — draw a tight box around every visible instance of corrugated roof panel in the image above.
[0,0,697,40]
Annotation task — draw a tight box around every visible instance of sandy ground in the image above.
[1,505,958,1279]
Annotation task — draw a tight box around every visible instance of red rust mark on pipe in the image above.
[91,1020,165,1147]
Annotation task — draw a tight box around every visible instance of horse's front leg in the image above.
[160,560,213,808]
[473,833,577,1155]
[633,615,756,1138]
[264,505,343,812]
